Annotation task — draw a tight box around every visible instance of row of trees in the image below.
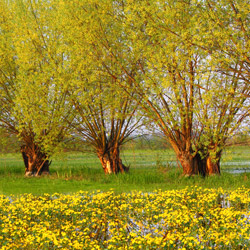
[0,0,249,176]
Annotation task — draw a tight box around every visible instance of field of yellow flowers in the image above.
[0,187,250,249]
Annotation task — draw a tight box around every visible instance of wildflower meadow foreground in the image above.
[0,187,250,249]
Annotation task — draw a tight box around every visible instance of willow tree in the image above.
[186,0,250,173]
[0,0,74,175]
[129,0,250,175]
[69,79,141,174]
[61,0,143,174]
[67,0,250,176]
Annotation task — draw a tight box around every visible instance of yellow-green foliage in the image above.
[60,0,250,161]
[0,0,249,167]
[0,0,74,156]
[1,187,250,249]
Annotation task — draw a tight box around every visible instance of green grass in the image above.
[0,146,249,195]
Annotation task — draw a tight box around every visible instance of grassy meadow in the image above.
[0,146,249,195]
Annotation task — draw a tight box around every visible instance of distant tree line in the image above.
[1,129,250,154]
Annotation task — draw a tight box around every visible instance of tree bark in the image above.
[21,144,51,176]
[205,152,221,175]
[177,151,221,177]
[97,146,129,174]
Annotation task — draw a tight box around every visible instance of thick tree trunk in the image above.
[206,153,221,175]
[177,153,200,176]
[177,152,221,177]
[21,145,51,176]
[97,146,129,174]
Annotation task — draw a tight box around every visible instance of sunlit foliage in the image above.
[0,0,249,176]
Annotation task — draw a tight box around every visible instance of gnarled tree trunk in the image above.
[21,144,51,176]
[177,153,203,176]
[97,146,129,174]
[177,151,221,177]
[205,150,221,175]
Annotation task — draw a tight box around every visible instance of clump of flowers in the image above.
[0,187,249,249]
